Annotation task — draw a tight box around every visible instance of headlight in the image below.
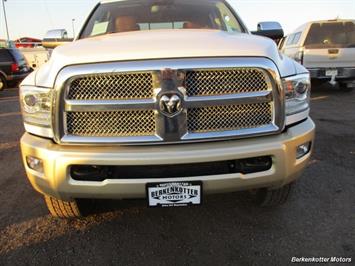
[283,73,311,125]
[20,85,54,138]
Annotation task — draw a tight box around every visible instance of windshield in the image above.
[80,0,244,39]
[304,21,355,48]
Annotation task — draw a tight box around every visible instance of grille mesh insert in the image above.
[187,103,273,133]
[67,72,153,100]
[185,68,269,96]
[66,110,156,137]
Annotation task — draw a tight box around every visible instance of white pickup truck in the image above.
[20,0,315,218]
[281,19,355,91]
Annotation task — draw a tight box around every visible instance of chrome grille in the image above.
[58,58,283,144]
[66,110,156,137]
[185,68,269,96]
[187,103,273,133]
[67,72,153,100]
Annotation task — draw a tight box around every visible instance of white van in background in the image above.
[281,19,355,91]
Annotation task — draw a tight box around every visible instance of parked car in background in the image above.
[280,19,355,91]
[0,48,32,90]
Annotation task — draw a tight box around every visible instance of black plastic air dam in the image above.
[70,156,272,182]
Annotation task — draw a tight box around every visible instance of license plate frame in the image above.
[146,181,203,208]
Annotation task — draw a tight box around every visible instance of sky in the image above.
[0,0,354,40]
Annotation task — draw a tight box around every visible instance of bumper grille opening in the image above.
[67,72,153,100]
[187,103,273,133]
[185,68,269,96]
[70,156,272,181]
[66,110,156,137]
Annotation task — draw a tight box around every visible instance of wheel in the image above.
[44,195,82,218]
[254,183,293,207]
[339,82,353,92]
[0,75,7,91]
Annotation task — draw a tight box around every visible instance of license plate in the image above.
[326,69,338,76]
[146,181,202,208]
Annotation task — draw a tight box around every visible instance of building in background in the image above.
[14,37,42,48]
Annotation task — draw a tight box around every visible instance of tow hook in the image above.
[329,74,337,86]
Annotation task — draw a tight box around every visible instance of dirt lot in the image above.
[0,85,354,265]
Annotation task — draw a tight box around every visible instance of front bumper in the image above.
[21,119,315,201]
[309,67,355,81]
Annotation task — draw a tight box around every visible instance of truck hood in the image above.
[25,29,305,87]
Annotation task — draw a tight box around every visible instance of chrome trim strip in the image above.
[65,99,156,112]
[183,125,279,140]
[286,109,309,126]
[24,123,54,138]
[54,58,281,84]
[53,57,285,145]
[61,135,163,144]
[185,91,272,108]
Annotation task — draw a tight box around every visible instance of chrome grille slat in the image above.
[65,99,155,111]
[67,72,153,100]
[187,103,273,133]
[66,110,156,137]
[185,68,269,97]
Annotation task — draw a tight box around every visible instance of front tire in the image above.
[44,195,82,218]
[254,183,293,207]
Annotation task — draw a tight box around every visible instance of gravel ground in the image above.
[0,85,354,265]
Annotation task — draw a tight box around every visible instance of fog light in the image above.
[296,142,311,159]
[26,156,44,173]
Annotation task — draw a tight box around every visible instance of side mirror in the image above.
[252,22,284,40]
